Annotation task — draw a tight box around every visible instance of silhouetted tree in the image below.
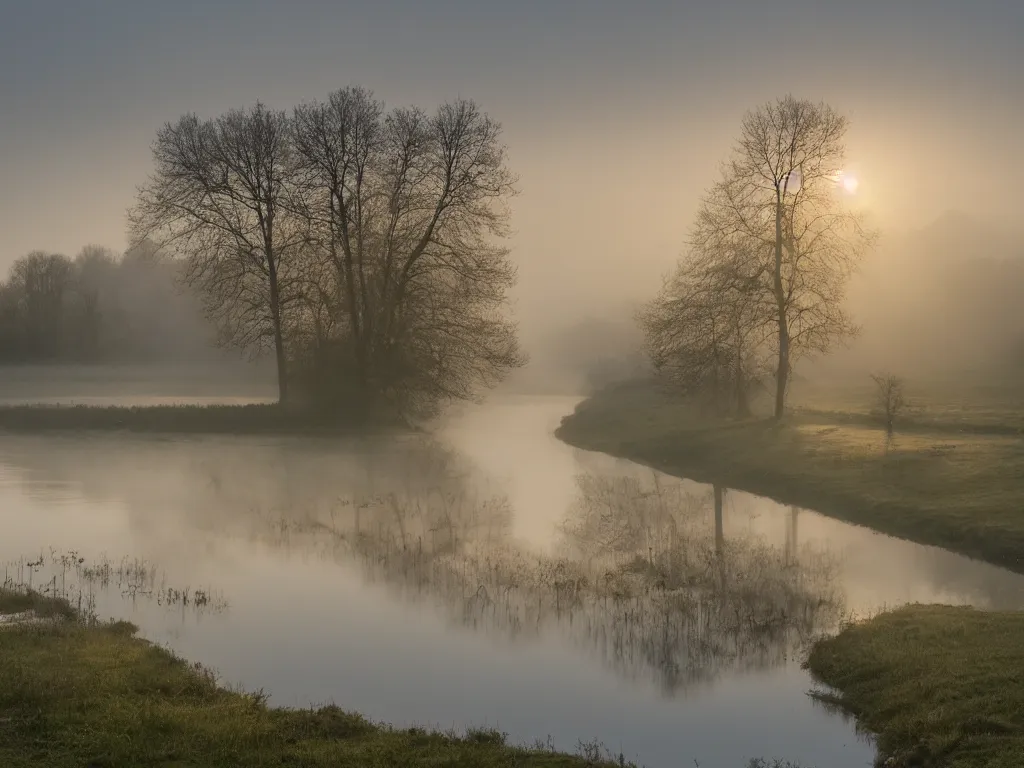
[289,87,525,416]
[7,252,74,358]
[0,242,220,364]
[693,96,875,419]
[130,103,306,404]
[870,371,906,436]
[70,245,118,358]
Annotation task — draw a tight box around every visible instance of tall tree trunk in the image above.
[268,269,289,406]
[773,191,790,420]
[736,366,750,418]
[337,248,367,387]
[734,322,750,418]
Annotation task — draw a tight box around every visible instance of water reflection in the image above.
[150,460,845,695]
[3,433,843,695]
[2,417,1024,768]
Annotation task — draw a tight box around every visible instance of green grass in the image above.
[0,403,409,435]
[806,605,1024,768]
[556,379,1024,574]
[0,588,634,768]
[0,589,76,620]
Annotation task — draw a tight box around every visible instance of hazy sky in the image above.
[2,0,1021,343]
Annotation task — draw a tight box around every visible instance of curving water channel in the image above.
[3,393,1024,767]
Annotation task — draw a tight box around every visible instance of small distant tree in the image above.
[870,372,905,435]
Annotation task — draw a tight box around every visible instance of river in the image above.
[2,385,1023,768]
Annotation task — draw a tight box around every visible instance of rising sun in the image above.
[840,173,860,193]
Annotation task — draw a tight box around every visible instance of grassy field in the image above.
[807,605,1024,768]
[556,378,1024,574]
[0,587,639,768]
[0,403,409,434]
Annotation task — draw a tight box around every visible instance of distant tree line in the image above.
[129,87,525,418]
[0,243,216,364]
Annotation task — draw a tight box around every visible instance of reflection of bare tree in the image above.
[714,485,725,555]
[784,506,799,565]
[255,471,843,695]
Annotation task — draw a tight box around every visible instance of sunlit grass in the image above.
[790,377,1024,434]
[807,605,1024,767]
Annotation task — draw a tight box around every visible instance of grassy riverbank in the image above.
[0,588,633,768]
[807,605,1024,767]
[0,403,408,434]
[556,380,1024,573]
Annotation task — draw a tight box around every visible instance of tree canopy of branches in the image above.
[640,239,772,416]
[685,95,876,419]
[130,88,525,418]
[131,104,303,403]
[289,87,524,416]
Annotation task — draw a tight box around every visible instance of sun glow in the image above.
[836,171,860,194]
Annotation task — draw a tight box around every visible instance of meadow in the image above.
[807,604,1024,768]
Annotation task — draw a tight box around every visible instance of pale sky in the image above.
[2,0,1021,344]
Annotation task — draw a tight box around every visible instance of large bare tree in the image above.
[693,96,875,419]
[289,87,524,416]
[130,103,304,404]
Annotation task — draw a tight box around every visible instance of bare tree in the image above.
[693,96,876,419]
[640,237,771,416]
[67,245,121,358]
[7,251,75,358]
[130,103,305,404]
[870,372,906,436]
[289,87,524,416]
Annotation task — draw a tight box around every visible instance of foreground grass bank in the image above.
[807,605,1024,767]
[0,403,407,435]
[0,589,631,768]
[556,381,1024,573]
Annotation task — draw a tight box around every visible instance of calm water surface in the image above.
[3,389,1023,768]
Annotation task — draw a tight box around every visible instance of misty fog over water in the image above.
[1,3,1022,765]
[3,376,1024,767]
